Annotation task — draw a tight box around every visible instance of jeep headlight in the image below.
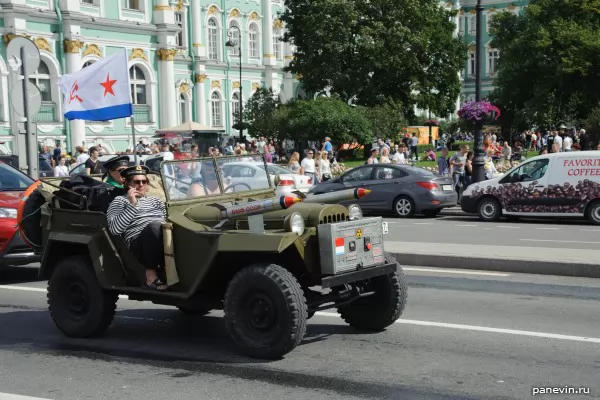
[284,212,305,235]
[347,204,362,220]
[0,207,17,219]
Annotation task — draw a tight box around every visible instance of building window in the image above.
[175,12,185,48]
[249,22,259,59]
[229,20,240,57]
[124,0,140,10]
[130,66,147,105]
[468,15,476,34]
[273,34,282,60]
[468,52,476,76]
[231,92,240,125]
[178,93,188,123]
[208,18,220,60]
[29,61,52,102]
[211,92,222,126]
[459,16,465,34]
[82,0,94,3]
[488,49,499,75]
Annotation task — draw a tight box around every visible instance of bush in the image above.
[449,141,473,151]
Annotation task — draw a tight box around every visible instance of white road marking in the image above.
[2,285,598,345]
[412,222,434,225]
[455,224,477,227]
[404,267,510,276]
[0,393,53,400]
[580,228,600,232]
[535,227,559,230]
[315,312,600,344]
[521,239,600,244]
[496,226,520,229]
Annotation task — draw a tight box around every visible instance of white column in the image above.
[262,0,275,88]
[59,0,81,12]
[153,0,174,24]
[195,65,207,125]
[191,0,205,57]
[1,74,8,123]
[64,39,85,151]
[282,39,294,102]
[157,48,177,128]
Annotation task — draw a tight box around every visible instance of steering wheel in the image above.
[224,182,252,192]
[520,173,532,181]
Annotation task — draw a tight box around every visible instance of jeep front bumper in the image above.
[320,261,398,288]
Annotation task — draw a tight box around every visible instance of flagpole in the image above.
[131,116,138,165]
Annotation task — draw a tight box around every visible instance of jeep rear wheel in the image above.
[224,264,307,359]
[338,254,407,331]
[48,256,118,337]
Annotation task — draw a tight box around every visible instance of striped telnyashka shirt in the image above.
[106,195,167,246]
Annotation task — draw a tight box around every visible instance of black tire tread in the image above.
[47,255,117,338]
[586,201,600,225]
[224,264,307,359]
[338,254,407,331]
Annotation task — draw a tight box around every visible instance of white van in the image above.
[460,151,600,224]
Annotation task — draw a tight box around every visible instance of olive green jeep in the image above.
[36,155,407,359]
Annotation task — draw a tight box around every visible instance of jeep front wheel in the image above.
[338,254,407,331]
[47,255,118,337]
[224,264,307,359]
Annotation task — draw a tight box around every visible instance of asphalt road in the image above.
[382,214,600,250]
[0,266,598,400]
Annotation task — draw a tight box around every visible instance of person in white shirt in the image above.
[53,156,69,177]
[300,150,316,184]
[76,146,89,165]
[563,134,573,152]
[554,133,563,152]
[391,146,406,164]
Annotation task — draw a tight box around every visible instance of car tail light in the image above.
[278,179,295,186]
[416,182,439,191]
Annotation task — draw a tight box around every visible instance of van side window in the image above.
[503,159,550,183]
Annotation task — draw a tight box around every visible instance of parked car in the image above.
[0,161,40,269]
[308,164,457,217]
[219,162,313,197]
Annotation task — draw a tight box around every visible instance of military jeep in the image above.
[35,155,407,359]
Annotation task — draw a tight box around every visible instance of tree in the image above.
[242,87,280,139]
[281,0,466,118]
[357,101,407,141]
[276,97,372,144]
[489,0,600,129]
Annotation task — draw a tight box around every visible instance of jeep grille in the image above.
[320,213,346,225]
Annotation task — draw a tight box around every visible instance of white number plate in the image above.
[442,185,453,191]
[382,221,389,235]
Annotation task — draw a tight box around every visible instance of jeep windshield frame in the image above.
[159,154,274,203]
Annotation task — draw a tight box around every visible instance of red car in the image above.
[0,161,40,269]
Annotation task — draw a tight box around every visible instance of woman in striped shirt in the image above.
[107,165,168,291]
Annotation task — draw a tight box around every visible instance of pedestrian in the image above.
[464,151,473,186]
[53,156,69,177]
[449,144,469,199]
[300,149,316,183]
[437,148,450,176]
[410,132,419,160]
[366,148,379,164]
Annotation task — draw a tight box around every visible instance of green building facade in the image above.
[0,0,300,154]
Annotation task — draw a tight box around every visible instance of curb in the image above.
[391,253,600,278]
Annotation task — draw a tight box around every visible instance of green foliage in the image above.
[276,97,372,144]
[357,101,407,140]
[584,105,600,146]
[281,0,467,118]
[242,88,280,139]
[489,0,600,128]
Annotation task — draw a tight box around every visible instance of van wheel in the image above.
[224,264,307,359]
[393,196,415,218]
[477,197,501,222]
[586,201,600,225]
[47,256,117,338]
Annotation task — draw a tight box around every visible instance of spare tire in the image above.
[17,182,46,250]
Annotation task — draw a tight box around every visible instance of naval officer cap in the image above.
[120,164,150,179]
[103,155,130,171]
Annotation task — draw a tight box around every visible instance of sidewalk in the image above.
[385,241,600,278]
